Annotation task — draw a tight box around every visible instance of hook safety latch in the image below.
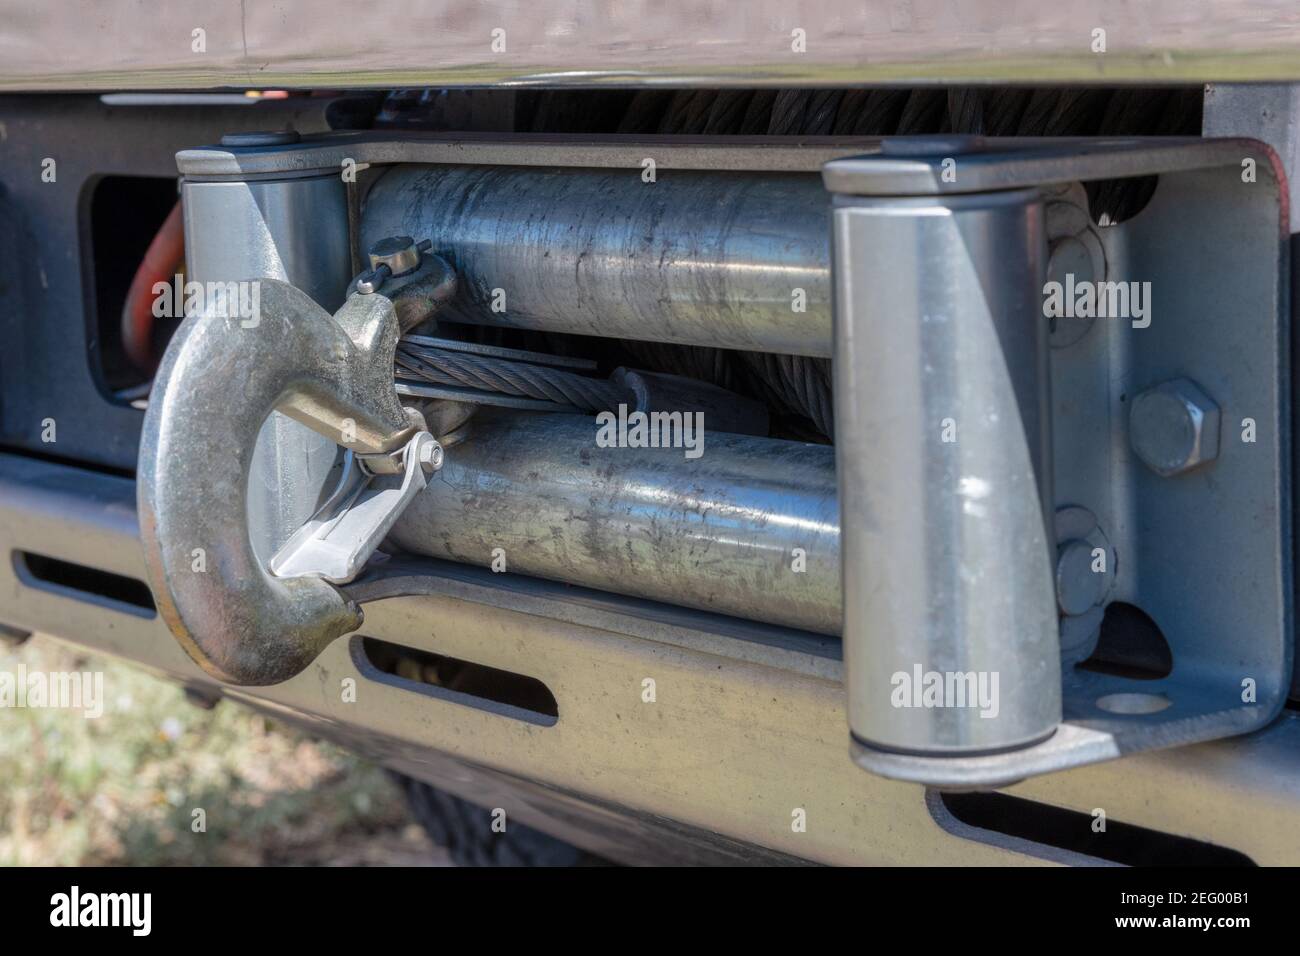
[269,432,443,585]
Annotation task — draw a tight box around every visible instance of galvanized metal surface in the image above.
[1204,84,1300,231]
[182,175,353,310]
[831,137,1291,786]
[832,187,1061,758]
[3,453,1300,865]
[172,132,1292,783]
[181,174,353,563]
[194,135,1286,367]
[386,413,841,636]
[175,133,882,180]
[1202,85,1300,701]
[821,136,1283,196]
[362,163,834,357]
[6,1,1300,90]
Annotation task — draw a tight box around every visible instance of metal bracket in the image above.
[828,136,1292,788]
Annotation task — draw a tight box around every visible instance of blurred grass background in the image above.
[0,634,448,866]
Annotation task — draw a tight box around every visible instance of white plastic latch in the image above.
[269,431,441,584]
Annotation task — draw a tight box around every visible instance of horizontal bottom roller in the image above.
[386,412,841,635]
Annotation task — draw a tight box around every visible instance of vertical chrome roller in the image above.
[829,160,1061,770]
[181,170,353,562]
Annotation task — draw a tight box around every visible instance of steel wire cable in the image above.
[395,341,629,413]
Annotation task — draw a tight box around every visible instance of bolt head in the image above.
[1129,378,1221,477]
[418,438,444,474]
[1056,539,1107,616]
[1046,236,1098,349]
[1053,506,1115,664]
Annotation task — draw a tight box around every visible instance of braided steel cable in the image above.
[396,341,629,413]
[739,352,834,438]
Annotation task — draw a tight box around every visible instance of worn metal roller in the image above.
[386,412,841,634]
[361,165,833,357]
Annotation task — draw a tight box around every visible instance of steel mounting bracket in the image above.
[828,136,1292,787]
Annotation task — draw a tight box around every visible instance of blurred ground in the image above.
[0,635,452,866]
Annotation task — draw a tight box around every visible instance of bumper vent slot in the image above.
[14,551,155,617]
[353,636,558,726]
[934,790,1253,866]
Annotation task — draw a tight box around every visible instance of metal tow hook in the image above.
[137,239,455,686]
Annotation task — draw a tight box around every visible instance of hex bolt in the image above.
[1129,378,1221,477]
[418,438,444,475]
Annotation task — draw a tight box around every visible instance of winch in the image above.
[132,129,1290,792]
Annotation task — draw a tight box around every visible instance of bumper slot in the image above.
[14,550,155,617]
[931,790,1254,867]
[352,635,558,727]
